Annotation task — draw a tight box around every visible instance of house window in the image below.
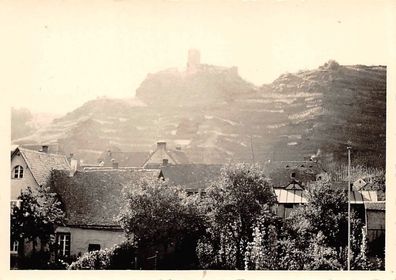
[57,233,71,257]
[88,244,101,252]
[12,165,23,179]
[10,240,19,254]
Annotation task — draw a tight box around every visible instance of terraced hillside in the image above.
[12,61,386,168]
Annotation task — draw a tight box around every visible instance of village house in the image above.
[264,160,325,218]
[11,146,71,200]
[48,168,160,260]
[364,202,385,256]
[10,146,72,263]
[266,159,385,255]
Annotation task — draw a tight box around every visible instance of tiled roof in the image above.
[98,151,150,168]
[364,202,385,211]
[143,144,189,168]
[264,160,324,187]
[168,150,190,165]
[50,169,161,227]
[15,147,71,186]
[160,164,223,191]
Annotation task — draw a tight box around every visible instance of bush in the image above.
[320,60,340,70]
[16,251,69,270]
[68,241,137,270]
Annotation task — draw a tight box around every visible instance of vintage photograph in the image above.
[4,0,393,272]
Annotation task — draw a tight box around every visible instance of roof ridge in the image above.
[19,147,68,158]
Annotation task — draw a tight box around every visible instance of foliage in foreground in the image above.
[117,176,206,269]
[242,175,384,270]
[68,241,137,270]
[11,185,65,268]
[196,166,384,270]
[196,163,279,269]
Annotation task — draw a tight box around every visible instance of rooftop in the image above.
[160,164,223,192]
[12,147,71,186]
[50,169,161,227]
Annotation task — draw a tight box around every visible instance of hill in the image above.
[12,59,386,168]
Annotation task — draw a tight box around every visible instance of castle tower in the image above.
[186,49,201,74]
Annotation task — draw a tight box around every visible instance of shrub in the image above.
[68,241,137,270]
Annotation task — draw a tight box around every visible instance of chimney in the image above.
[112,159,119,169]
[162,159,169,166]
[107,150,112,157]
[176,146,181,151]
[41,145,49,153]
[157,141,167,150]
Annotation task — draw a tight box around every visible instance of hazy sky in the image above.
[1,0,395,114]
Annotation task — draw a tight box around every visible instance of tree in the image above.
[287,177,348,251]
[281,175,383,270]
[11,185,65,268]
[117,176,205,269]
[196,163,277,270]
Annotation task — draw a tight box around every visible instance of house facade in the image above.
[11,146,71,200]
[10,146,72,265]
[49,168,160,259]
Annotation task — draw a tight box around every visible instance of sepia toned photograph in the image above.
[2,0,395,275]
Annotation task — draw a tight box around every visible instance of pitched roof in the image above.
[50,169,161,227]
[349,190,378,203]
[274,189,378,205]
[13,147,71,186]
[143,142,189,168]
[168,150,190,165]
[274,189,307,204]
[264,160,325,187]
[98,151,150,167]
[160,164,223,191]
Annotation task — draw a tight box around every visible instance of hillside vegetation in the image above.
[12,60,386,168]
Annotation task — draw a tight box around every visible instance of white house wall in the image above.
[11,154,39,200]
[56,226,126,257]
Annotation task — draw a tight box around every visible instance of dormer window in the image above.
[12,166,23,179]
[291,172,296,179]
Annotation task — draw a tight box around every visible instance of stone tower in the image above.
[186,49,201,74]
